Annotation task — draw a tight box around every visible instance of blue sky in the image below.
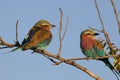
[0,0,120,80]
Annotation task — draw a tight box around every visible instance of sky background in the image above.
[0,0,120,80]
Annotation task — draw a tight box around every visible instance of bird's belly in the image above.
[36,39,51,49]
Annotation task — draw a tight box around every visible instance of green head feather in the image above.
[81,29,95,35]
[34,20,55,29]
[80,29,99,39]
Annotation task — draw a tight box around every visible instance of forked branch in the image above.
[57,8,69,57]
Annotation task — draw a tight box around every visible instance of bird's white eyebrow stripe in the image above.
[85,32,92,34]
[42,23,49,25]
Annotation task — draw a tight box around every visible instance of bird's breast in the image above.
[81,36,95,50]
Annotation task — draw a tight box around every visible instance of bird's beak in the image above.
[93,33,99,36]
[51,24,56,28]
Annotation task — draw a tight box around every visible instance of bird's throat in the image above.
[81,35,95,49]
[41,26,50,31]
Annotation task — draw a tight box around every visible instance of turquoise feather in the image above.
[36,38,52,50]
[82,48,97,58]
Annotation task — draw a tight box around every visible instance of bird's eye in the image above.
[86,32,91,35]
[87,33,90,35]
[43,24,48,27]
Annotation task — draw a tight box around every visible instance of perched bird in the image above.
[80,29,120,79]
[13,19,55,51]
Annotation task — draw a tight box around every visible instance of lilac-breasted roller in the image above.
[13,20,55,51]
[80,29,120,79]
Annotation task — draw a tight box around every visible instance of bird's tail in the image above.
[101,58,120,80]
[1,47,21,54]
[12,47,21,52]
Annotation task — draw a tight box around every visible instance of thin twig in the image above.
[57,8,69,57]
[94,0,117,54]
[0,36,15,48]
[15,20,20,46]
[16,20,19,42]
[118,10,120,16]
[62,16,69,40]
[54,54,119,65]
[57,8,63,57]
[88,26,102,33]
[111,0,120,33]
[94,0,105,31]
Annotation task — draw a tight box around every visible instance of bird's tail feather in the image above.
[0,46,10,49]
[101,59,120,80]
[12,47,21,52]
[1,47,21,54]
[108,64,120,80]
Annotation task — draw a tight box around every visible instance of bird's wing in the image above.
[22,30,52,50]
[22,27,40,45]
[93,40,106,57]
[81,40,106,58]
[82,48,98,58]
[22,30,36,45]
[93,41,120,78]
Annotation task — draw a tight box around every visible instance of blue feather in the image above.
[22,30,36,45]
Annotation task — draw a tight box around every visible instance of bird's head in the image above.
[80,29,99,39]
[34,20,55,31]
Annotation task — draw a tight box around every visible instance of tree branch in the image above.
[111,0,120,33]
[94,0,118,55]
[16,20,19,42]
[0,36,15,48]
[57,8,69,58]
[94,0,105,31]
[62,16,69,40]
[57,8,63,57]
[53,54,119,65]
[34,49,102,80]
[15,20,20,46]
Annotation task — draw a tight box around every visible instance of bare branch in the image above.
[54,54,119,65]
[94,0,105,31]
[70,54,119,61]
[111,0,120,33]
[118,10,120,16]
[62,16,69,40]
[0,36,15,48]
[59,7,63,41]
[15,20,20,46]
[35,49,102,80]
[94,0,118,55]
[16,20,19,42]
[88,26,103,33]
[57,8,69,57]
[57,7,63,57]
